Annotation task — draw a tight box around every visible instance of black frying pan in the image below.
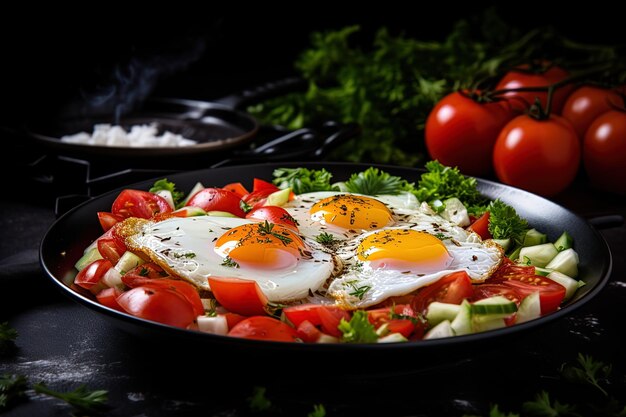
[39,162,612,375]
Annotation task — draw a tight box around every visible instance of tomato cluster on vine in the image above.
[425,63,626,196]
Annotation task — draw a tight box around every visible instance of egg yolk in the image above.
[310,194,393,231]
[356,229,453,273]
[214,221,307,270]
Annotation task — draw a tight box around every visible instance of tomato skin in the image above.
[75,259,112,292]
[282,304,324,327]
[468,212,491,240]
[296,320,324,343]
[472,284,522,306]
[495,65,572,114]
[411,271,474,314]
[584,110,626,195]
[223,313,246,329]
[207,277,268,316]
[282,304,350,337]
[228,316,299,342]
[121,276,204,317]
[96,287,125,311]
[124,263,167,280]
[495,276,566,314]
[425,92,514,176]
[112,189,172,219]
[246,206,299,231]
[253,178,279,193]
[117,286,197,328]
[97,237,126,264]
[493,114,581,196]
[561,86,622,139]
[97,212,124,232]
[185,188,246,217]
[222,182,249,198]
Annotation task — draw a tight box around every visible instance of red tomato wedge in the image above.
[97,237,126,264]
[112,189,173,219]
[185,188,246,217]
[282,304,350,337]
[75,259,112,292]
[472,284,522,306]
[494,275,566,314]
[222,182,249,198]
[411,271,475,314]
[117,286,197,328]
[468,211,491,240]
[124,263,168,280]
[97,212,124,232]
[121,276,204,317]
[228,316,299,342]
[296,320,324,343]
[208,276,268,316]
[96,287,125,311]
[253,178,279,192]
[246,206,299,231]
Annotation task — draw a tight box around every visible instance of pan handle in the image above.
[212,77,305,109]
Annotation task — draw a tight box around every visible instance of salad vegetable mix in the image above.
[70,163,583,343]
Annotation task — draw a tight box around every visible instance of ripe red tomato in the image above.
[493,114,581,196]
[97,237,126,264]
[584,110,626,194]
[472,284,522,306]
[425,92,514,176]
[411,271,474,314]
[467,212,491,240]
[296,320,324,343]
[282,304,350,337]
[185,188,246,217]
[112,190,173,219]
[116,286,197,328]
[561,86,622,139]
[97,212,124,232]
[222,182,249,198]
[207,276,268,316]
[491,275,566,314]
[228,316,299,342]
[122,276,204,317]
[246,206,299,231]
[495,64,572,114]
[96,287,125,311]
[75,259,112,292]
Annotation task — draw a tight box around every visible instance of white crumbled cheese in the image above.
[60,123,197,147]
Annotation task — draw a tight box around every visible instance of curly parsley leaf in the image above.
[308,404,327,417]
[415,161,487,213]
[338,310,378,343]
[0,322,18,355]
[0,374,28,411]
[149,179,185,209]
[522,391,580,417]
[34,382,108,414]
[487,199,529,245]
[344,167,417,195]
[560,353,612,397]
[247,386,272,412]
[273,167,338,195]
[463,404,520,417]
[315,232,336,244]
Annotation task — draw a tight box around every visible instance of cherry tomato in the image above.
[75,259,112,292]
[222,182,249,198]
[96,287,125,311]
[207,276,268,316]
[495,64,572,114]
[116,286,196,328]
[246,206,299,231]
[584,110,626,195]
[425,91,514,176]
[411,271,474,314]
[222,313,247,329]
[367,304,415,328]
[97,212,124,232]
[467,212,491,240]
[228,316,299,342]
[112,190,172,219]
[185,188,246,217]
[122,276,204,317]
[493,114,581,196]
[561,86,622,139]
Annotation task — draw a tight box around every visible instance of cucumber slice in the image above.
[197,315,228,335]
[451,300,472,336]
[426,302,462,326]
[534,267,553,277]
[265,188,291,207]
[172,207,208,217]
[102,268,124,289]
[523,228,547,247]
[441,197,470,227]
[545,249,579,278]
[547,271,581,301]
[518,243,558,267]
[377,333,408,343]
[75,247,103,271]
[516,292,541,323]
[182,182,205,206]
[375,323,390,337]
[316,334,340,343]
[424,320,454,339]
[493,238,511,251]
[470,296,518,317]
[155,190,175,210]
[473,317,506,332]
[114,251,146,275]
[206,211,237,218]
[554,231,574,252]
[508,246,522,262]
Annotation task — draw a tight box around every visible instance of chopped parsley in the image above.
[258,221,293,245]
[344,167,417,196]
[221,257,239,268]
[173,252,196,259]
[347,282,371,300]
[487,199,529,245]
[434,232,451,240]
[315,232,336,244]
[272,167,338,194]
[149,178,185,208]
[338,311,378,343]
[247,386,272,412]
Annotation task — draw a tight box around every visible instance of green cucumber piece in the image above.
[451,300,472,336]
[426,302,462,326]
[424,320,454,339]
[172,206,208,217]
[516,292,541,323]
[377,333,408,343]
[473,317,506,332]
[441,197,470,226]
[75,247,103,271]
[554,231,574,252]
[508,246,522,262]
[182,182,205,206]
[534,267,553,277]
[523,228,547,247]
[518,243,558,267]
[493,238,511,251]
[114,251,146,275]
[265,188,291,207]
[547,271,581,301]
[206,211,237,218]
[470,296,518,317]
[545,248,579,278]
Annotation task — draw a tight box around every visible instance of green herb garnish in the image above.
[343,167,417,196]
[34,382,108,415]
[149,178,185,209]
[338,310,378,343]
[522,391,578,417]
[0,374,28,411]
[487,199,529,245]
[315,232,336,244]
[273,167,338,194]
[248,386,272,412]
[348,283,371,300]
[258,221,293,245]
[308,404,327,417]
[221,257,239,268]
[0,323,18,355]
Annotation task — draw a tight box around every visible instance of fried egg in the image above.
[121,216,335,302]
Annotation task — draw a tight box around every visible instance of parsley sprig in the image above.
[338,310,378,343]
[344,167,417,195]
[315,232,336,244]
[0,322,18,355]
[272,167,338,194]
[149,178,185,208]
[34,382,109,415]
[258,221,293,245]
[0,374,28,411]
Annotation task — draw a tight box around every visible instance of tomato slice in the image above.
[75,259,112,292]
[122,276,204,317]
[472,284,522,305]
[387,319,416,338]
[317,306,351,337]
[185,188,246,217]
[490,258,535,281]
[411,271,475,314]
[222,312,247,329]
[282,304,350,337]
[468,212,491,240]
[97,212,124,232]
[246,206,299,231]
[97,237,126,264]
[222,182,249,198]
[207,276,268,316]
[96,287,124,311]
[296,320,324,343]
[242,189,275,211]
[253,178,279,193]
[112,189,173,219]
[228,316,299,342]
[116,286,196,328]
[124,263,168,280]
[495,276,566,314]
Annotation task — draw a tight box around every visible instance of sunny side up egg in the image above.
[282,192,504,308]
